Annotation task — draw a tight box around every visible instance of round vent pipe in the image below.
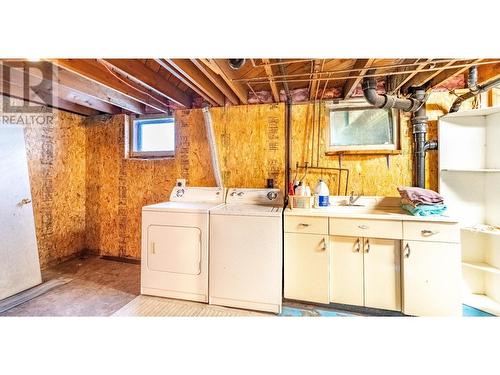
[228,59,246,70]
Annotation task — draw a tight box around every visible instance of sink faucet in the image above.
[348,191,362,206]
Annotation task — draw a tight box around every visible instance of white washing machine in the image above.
[209,188,283,313]
[141,186,225,303]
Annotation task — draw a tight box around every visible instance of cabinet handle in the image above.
[365,238,370,253]
[421,229,439,236]
[299,223,310,227]
[404,243,410,258]
[354,238,360,252]
[321,238,327,251]
[358,225,369,230]
[151,242,156,254]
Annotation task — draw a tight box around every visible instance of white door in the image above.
[329,236,363,306]
[402,240,461,316]
[364,238,401,311]
[0,125,41,300]
[147,225,201,275]
[284,233,329,304]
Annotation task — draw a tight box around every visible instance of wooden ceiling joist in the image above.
[0,72,100,116]
[261,59,280,102]
[309,59,322,101]
[155,59,217,106]
[400,60,457,93]
[342,58,375,99]
[427,59,483,89]
[190,59,239,105]
[165,59,226,106]
[49,59,176,113]
[389,58,432,94]
[2,60,144,114]
[210,59,248,104]
[100,59,191,109]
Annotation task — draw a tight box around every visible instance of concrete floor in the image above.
[0,255,140,316]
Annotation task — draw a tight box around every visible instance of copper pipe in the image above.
[250,58,314,68]
[238,60,500,85]
[234,59,495,83]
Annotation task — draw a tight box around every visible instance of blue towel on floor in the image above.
[401,204,447,216]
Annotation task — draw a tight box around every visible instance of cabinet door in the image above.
[330,236,364,306]
[364,238,401,311]
[284,233,329,303]
[402,240,462,316]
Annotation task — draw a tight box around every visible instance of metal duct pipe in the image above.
[450,74,500,113]
[362,76,434,188]
[468,66,479,94]
[362,77,422,111]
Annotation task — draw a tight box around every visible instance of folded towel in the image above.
[401,204,447,217]
[397,186,444,205]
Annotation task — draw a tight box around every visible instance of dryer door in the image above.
[147,225,201,275]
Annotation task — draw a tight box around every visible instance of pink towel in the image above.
[397,186,444,205]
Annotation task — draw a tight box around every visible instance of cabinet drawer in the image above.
[285,216,328,235]
[403,221,460,243]
[329,218,402,239]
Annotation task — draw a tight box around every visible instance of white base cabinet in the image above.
[330,236,401,311]
[401,240,462,316]
[284,233,329,304]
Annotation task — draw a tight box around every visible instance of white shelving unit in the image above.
[439,106,500,316]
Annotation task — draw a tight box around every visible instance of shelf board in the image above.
[462,261,500,275]
[441,168,500,173]
[462,225,500,236]
[463,293,500,316]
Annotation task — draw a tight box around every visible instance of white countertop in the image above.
[284,206,459,223]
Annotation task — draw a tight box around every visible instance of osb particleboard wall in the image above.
[291,91,475,196]
[1,96,87,268]
[85,104,286,259]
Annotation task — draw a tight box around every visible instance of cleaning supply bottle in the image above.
[295,181,305,196]
[304,185,311,197]
[314,179,329,207]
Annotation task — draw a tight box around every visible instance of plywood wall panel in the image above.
[1,96,87,268]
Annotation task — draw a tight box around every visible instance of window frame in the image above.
[129,114,175,159]
[327,101,400,153]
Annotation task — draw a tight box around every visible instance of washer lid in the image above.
[210,203,283,217]
[143,201,225,213]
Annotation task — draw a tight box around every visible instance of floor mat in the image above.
[0,277,72,314]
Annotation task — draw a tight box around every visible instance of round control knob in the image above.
[237,191,244,196]
[267,191,278,200]
[176,188,185,197]
[230,191,237,196]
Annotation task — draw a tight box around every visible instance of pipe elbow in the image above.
[362,78,386,108]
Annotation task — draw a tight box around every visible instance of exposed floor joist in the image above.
[309,59,322,101]
[427,59,483,89]
[49,59,174,113]
[210,59,248,104]
[389,58,432,94]
[261,59,280,102]
[400,60,456,93]
[190,59,239,105]
[166,59,226,106]
[100,59,191,108]
[342,58,375,99]
[155,59,217,106]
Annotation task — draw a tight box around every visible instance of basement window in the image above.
[130,115,175,158]
[328,102,399,153]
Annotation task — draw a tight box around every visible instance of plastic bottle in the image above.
[304,185,311,197]
[295,181,305,196]
[314,179,329,207]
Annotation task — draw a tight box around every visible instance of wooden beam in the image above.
[166,59,226,106]
[427,59,482,89]
[101,59,191,108]
[342,59,375,99]
[309,59,322,101]
[261,59,280,102]
[389,58,432,94]
[400,60,456,93]
[2,60,145,114]
[478,62,500,83]
[0,72,100,116]
[1,63,122,114]
[49,59,175,113]
[211,59,248,104]
[155,59,217,106]
[191,59,239,105]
